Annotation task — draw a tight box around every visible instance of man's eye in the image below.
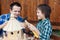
[14,11,17,12]
[18,11,20,12]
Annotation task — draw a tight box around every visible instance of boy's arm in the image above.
[42,23,52,39]
[25,20,40,38]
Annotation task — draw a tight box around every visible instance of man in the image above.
[0,2,24,39]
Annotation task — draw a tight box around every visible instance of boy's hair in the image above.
[37,4,51,19]
[10,2,22,10]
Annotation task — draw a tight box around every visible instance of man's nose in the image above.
[16,12,19,14]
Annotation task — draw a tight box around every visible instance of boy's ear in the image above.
[42,13,45,18]
[42,12,45,15]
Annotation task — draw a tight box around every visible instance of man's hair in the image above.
[37,4,51,19]
[10,2,22,10]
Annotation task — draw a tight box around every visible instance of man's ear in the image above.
[10,9,11,12]
[10,9,12,13]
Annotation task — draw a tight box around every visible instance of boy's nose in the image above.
[37,13,39,16]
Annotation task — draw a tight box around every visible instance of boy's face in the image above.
[10,5,21,17]
[37,8,44,20]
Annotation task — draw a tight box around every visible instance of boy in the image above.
[36,4,52,40]
[25,4,52,40]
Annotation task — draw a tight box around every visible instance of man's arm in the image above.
[0,21,8,29]
[0,14,8,29]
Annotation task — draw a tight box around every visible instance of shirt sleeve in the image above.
[0,14,6,25]
[17,16,25,22]
[42,22,52,39]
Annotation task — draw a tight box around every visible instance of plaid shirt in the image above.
[36,18,52,40]
[0,13,24,35]
[0,13,24,25]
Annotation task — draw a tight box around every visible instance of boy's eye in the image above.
[37,12,39,13]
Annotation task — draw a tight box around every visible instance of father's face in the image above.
[10,5,21,17]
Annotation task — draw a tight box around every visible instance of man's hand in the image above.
[0,21,8,29]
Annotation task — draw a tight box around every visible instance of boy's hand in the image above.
[25,20,33,30]
[25,20,37,30]
[25,20,40,38]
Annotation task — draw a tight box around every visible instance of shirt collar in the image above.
[38,18,49,22]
